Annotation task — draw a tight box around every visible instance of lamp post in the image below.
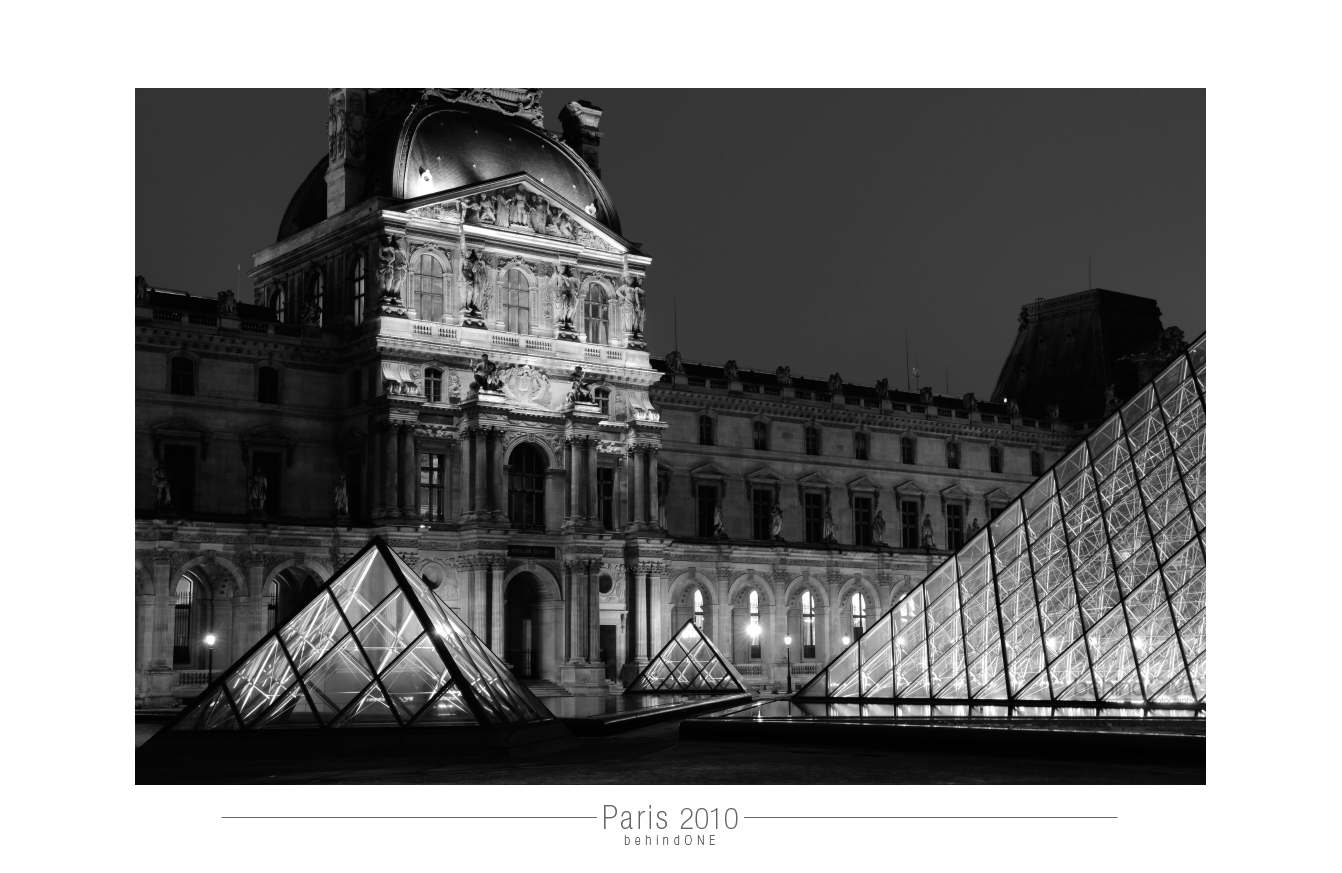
[784,634,793,694]
[842,635,851,647]
[204,634,216,684]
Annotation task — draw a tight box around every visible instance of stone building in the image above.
[135,88,1083,706]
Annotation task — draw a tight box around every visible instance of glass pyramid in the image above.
[627,620,751,693]
[797,334,1206,713]
[167,537,555,732]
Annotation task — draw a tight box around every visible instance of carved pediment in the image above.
[745,467,785,483]
[150,417,213,460]
[847,475,880,493]
[242,425,299,467]
[690,462,730,481]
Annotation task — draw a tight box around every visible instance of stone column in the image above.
[567,562,585,662]
[613,457,624,532]
[370,425,384,517]
[400,424,417,517]
[444,439,455,520]
[135,593,155,701]
[648,568,667,655]
[647,450,662,529]
[468,564,487,638]
[472,430,487,517]
[490,562,505,656]
[630,446,646,526]
[567,441,580,521]
[493,430,507,516]
[586,439,600,522]
[383,422,400,518]
[214,601,235,670]
[562,564,573,661]
[588,563,601,662]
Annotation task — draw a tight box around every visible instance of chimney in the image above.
[325,88,368,218]
[558,100,604,178]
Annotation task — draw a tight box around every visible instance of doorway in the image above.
[600,624,618,681]
[504,574,541,680]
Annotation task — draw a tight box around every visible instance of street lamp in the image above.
[784,634,793,694]
[204,634,217,684]
[842,635,851,647]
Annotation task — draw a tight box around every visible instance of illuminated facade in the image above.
[794,336,1206,714]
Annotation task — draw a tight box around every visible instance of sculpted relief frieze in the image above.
[455,184,618,252]
[499,364,552,408]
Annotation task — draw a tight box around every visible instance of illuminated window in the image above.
[502,268,530,334]
[351,255,366,325]
[507,444,546,530]
[748,590,761,659]
[265,580,278,631]
[424,368,443,403]
[595,387,610,416]
[851,592,867,641]
[801,590,816,658]
[173,577,194,666]
[410,254,445,323]
[420,453,446,522]
[693,589,704,628]
[584,283,608,344]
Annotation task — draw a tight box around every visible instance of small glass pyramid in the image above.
[167,537,554,732]
[797,334,1207,713]
[627,619,751,693]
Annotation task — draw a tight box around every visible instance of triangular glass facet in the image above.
[793,337,1207,714]
[627,620,750,693]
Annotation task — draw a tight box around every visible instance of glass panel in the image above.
[380,634,451,722]
[1120,385,1156,426]
[922,562,957,604]
[1053,444,1090,490]
[1093,440,1131,481]
[1152,356,1189,399]
[958,529,990,573]
[331,682,400,727]
[354,590,424,674]
[326,550,393,627]
[989,503,1022,542]
[1087,416,1122,456]
[860,644,895,698]
[1022,473,1058,516]
[412,682,477,725]
[302,634,376,724]
[281,591,351,676]
[826,645,859,696]
[1049,641,1093,699]
[227,638,296,726]
[173,687,232,731]
[254,682,322,729]
[1027,497,1062,540]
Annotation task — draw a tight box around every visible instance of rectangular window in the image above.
[804,493,825,544]
[170,358,195,396]
[420,453,445,521]
[696,484,719,538]
[162,445,196,514]
[252,451,283,517]
[947,442,961,470]
[599,467,615,531]
[853,496,873,546]
[699,416,714,446]
[258,367,280,404]
[946,503,964,551]
[805,428,820,455]
[900,499,920,548]
[751,488,773,540]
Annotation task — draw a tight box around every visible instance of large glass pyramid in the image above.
[166,537,555,732]
[797,334,1206,714]
[627,620,751,693]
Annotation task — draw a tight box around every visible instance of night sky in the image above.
[136,89,1204,396]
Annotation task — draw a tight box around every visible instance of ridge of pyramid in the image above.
[160,536,555,735]
[627,619,752,694]
[795,335,1206,712]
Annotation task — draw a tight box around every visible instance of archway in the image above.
[503,573,542,679]
[273,566,323,627]
[508,443,547,530]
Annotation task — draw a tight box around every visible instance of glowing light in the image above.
[746,620,761,641]
[204,634,216,647]
[784,635,793,646]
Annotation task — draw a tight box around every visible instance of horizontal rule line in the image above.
[221,816,598,820]
[744,816,1117,820]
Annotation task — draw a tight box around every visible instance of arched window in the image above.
[265,580,278,631]
[990,445,1002,473]
[805,426,820,456]
[699,415,715,446]
[170,357,195,396]
[851,591,867,642]
[410,254,445,323]
[854,431,869,461]
[424,368,443,403]
[584,282,608,344]
[748,590,761,659]
[309,273,324,327]
[1031,449,1044,477]
[271,284,288,324]
[753,421,768,451]
[693,589,705,628]
[351,255,366,326]
[502,268,530,334]
[946,441,961,470]
[901,436,915,465]
[508,443,546,530]
[801,590,816,658]
[595,387,610,416]
[258,366,280,404]
[173,577,194,666]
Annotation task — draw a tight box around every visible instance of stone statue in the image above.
[248,472,268,512]
[1047,403,1061,421]
[217,289,237,316]
[828,373,844,395]
[152,464,172,510]
[527,193,549,233]
[969,517,981,535]
[666,350,685,374]
[1018,306,1030,329]
[875,378,890,400]
[770,502,784,541]
[713,498,728,539]
[300,289,321,326]
[447,371,462,402]
[872,509,887,545]
[921,514,935,549]
[628,277,646,336]
[775,365,792,386]
[962,392,977,411]
[616,274,646,339]
[460,249,485,314]
[555,210,576,239]
[334,474,350,516]
[472,353,502,392]
[724,360,740,381]
[566,365,594,404]
[1103,383,1121,415]
[1009,399,1021,415]
[376,235,408,307]
[136,275,151,304]
[552,265,580,331]
[920,386,934,406]
[823,505,838,544]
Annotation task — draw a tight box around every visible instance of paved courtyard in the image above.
[135,718,1203,784]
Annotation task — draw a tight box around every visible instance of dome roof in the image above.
[278,93,620,242]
